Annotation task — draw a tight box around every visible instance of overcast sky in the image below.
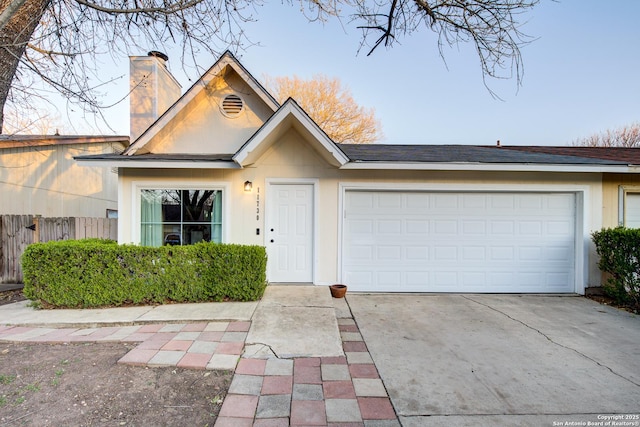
[54,0,640,146]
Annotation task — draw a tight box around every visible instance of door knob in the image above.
[270,239,274,243]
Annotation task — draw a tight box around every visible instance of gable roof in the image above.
[233,98,349,168]
[124,50,280,156]
[72,52,640,174]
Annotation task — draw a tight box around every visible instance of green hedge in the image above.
[22,239,267,308]
[592,227,640,310]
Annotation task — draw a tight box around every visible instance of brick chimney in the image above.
[129,51,182,142]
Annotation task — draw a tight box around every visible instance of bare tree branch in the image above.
[0,0,539,132]
[356,0,538,96]
[73,0,206,16]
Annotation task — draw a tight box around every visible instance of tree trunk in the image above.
[0,0,50,133]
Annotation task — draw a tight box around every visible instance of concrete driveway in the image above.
[348,294,640,426]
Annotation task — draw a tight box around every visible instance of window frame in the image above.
[132,181,230,246]
[618,185,640,227]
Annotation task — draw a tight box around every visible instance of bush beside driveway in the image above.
[348,294,640,427]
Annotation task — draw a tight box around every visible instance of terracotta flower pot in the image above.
[330,284,347,298]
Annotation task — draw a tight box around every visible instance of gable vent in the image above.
[220,94,244,117]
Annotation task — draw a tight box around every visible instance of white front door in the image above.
[267,183,314,282]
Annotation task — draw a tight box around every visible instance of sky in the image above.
[41,0,640,146]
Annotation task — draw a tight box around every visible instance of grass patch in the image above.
[0,374,16,385]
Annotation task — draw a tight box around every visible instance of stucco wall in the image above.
[1,142,122,217]
[118,128,607,291]
[142,71,274,155]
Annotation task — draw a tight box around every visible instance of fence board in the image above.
[0,215,33,283]
[0,215,117,283]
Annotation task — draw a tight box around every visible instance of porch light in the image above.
[244,181,253,192]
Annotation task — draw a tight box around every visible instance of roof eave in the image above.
[75,158,240,169]
[0,136,129,149]
[340,162,635,173]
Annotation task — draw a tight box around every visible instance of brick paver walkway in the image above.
[0,321,250,371]
[215,317,399,426]
[0,308,400,426]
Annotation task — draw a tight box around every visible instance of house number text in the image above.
[256,187,260,220]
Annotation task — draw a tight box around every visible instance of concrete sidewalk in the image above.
[245,285,344,358]
[0,286,343,358]
[0,299,258,328]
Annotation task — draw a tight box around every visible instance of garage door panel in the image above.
[378,220,401,233]
[548,220,573,235]
[520,194,543,209]
[406,220,429,233]
[462,194,487,209]
[491,194,516,209]
[462,221,486,234]
[491,220,515,234]
[490,246,515,261]
[349,220,373,234]
[520,246,542,260]
[343,191,576,293]
[434,193,459,209]
[378,245,402,260]
[378,192,402,208]
[406,193,430,208]
[431,220,455,234]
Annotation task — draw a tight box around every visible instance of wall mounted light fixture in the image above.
[244,181,253,192]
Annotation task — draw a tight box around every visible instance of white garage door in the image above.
[342,191,576,293]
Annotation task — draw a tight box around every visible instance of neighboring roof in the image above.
[340,144,631,165]
[0,135,129,150]
[233,98,349,168]
[75,153,237,169]
[124,50,280,156]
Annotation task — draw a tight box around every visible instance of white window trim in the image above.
[618,185,640,227]
[131,180,230,245]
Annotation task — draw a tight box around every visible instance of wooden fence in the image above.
[0,215,117,284]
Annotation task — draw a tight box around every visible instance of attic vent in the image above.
[220,94,244,117]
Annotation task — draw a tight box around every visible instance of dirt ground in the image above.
[0,341,232,426]
[0,291,232,426]
[0,290,26,307]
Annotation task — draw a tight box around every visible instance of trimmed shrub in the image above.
[592,227,640,310]
[22,239,267,308]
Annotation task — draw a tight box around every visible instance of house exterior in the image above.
[1,135,128,217]
[76,51,640,295]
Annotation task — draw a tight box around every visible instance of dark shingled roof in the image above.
[489,146,640,165]
[339,144,631,165]
[76,144,640,167]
